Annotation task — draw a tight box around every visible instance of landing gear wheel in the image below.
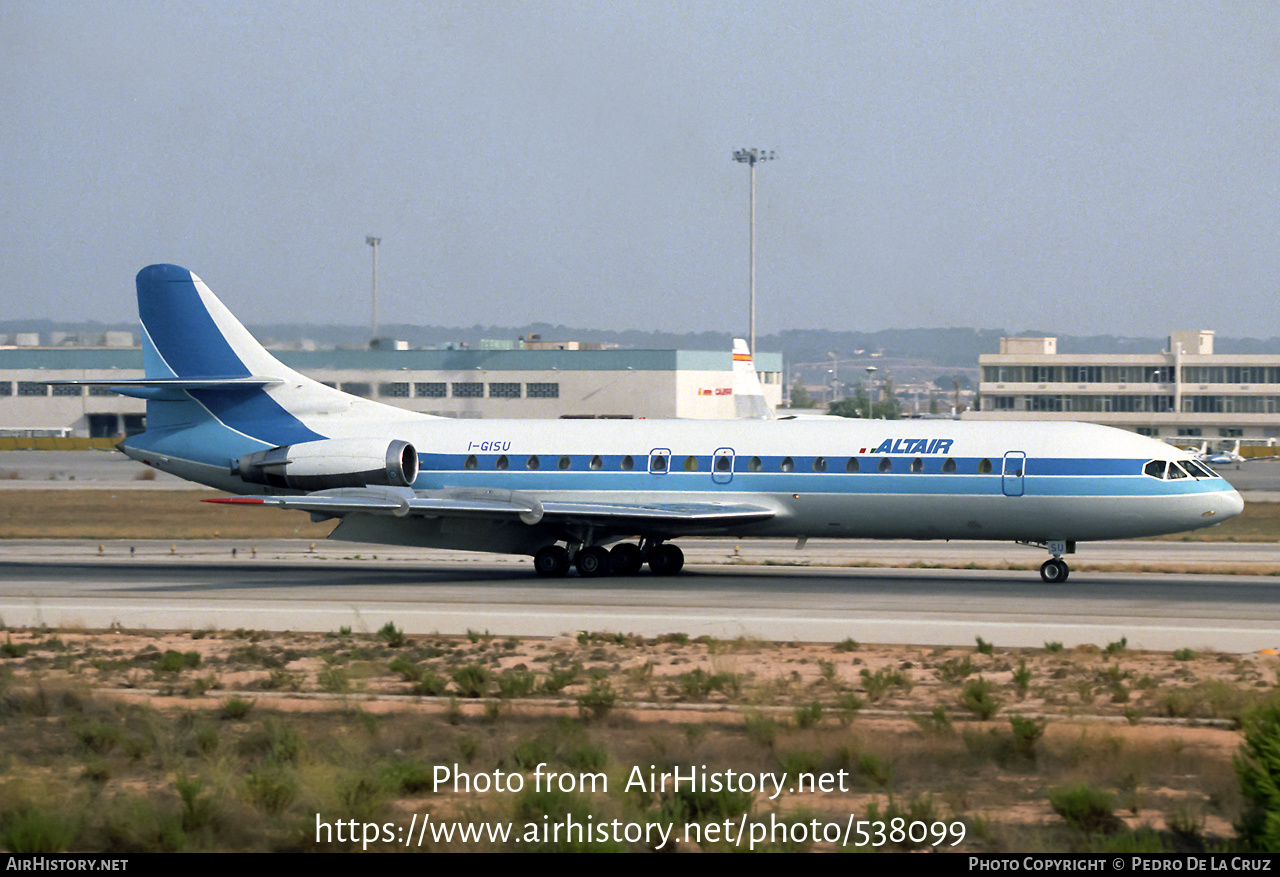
[575,545,612,578]
[534,545,570,577]
[610,543,643,576]
[648,544,685,576]
[1040,558,1070,583]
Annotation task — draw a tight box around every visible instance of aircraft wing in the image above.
[204,486,776,532]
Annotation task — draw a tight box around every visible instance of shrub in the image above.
[975,637,995,656]
[1174,648,1197,662]
[576,681,617,721]
[1048,783,1122,833]
[388,656,421,682]
[1008,715,1046,761]
[935,656,975,683]
[451,664,490,698]
[496,670,536,699]
[542,665,579,694]
[961,677,1002,720]
[793,701,823,729]
[412,671,449,697]
[318,665,350,694]
[2,638,31,658]
[860,667,911,701]
[834,638,860,652]
[220,696,256,720]
[1235,704,1280,849]
[377,621,406,648]
[743,710,780,748]
[1012,660,1032,698]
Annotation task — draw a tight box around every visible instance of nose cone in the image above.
[1204,487,1245,525]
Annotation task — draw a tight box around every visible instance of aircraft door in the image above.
[1002,451,1026,497]
[712,448,734,484]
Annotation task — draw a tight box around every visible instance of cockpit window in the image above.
[1167,461,1188,479]
[1143,460,1166,479]
[1185,460,1217,479]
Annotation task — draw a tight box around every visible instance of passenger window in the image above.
[620,455,634,471]
[910,457,923,473]
[651,454,668,472]
[495,455,508,470]
[684,455,699,472]
[748,456,762,472]
[845,457,859,473]
[813,456,827,472]
[1143,460,1166,479]
[780,456,794,472]
[558,455,571,470]
[878,457,892,473]
[526,455,540,470]
[715,455,731,472]
[589,455,602,471]
[942,458,956,473]
[978,458,993,474]
[464,455,477,470]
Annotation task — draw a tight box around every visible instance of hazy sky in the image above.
[2,1,1277,339]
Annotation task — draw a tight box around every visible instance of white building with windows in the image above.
[968,331,1280,444]
[0,344,783,439]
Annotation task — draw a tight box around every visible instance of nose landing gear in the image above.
[1039,557,1070,583]
[1038,539,1072,583]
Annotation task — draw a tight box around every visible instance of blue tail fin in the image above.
[131,265,325,447]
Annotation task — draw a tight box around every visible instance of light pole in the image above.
[732,148,775,358]
[366,236,381,341]
[865,366,878,419]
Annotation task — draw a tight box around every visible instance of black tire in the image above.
[575,545,612,578]
[649,543,685,576]
[534,545,570,577]
[610,543,643,575]
[1039,558,1069,584]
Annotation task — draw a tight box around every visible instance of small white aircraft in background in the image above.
[730,338,775,419]
[1187,440,1278,469]
[56,265,1244,584]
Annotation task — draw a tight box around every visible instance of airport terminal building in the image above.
[968,331,1280,444]
[0,341,784,439]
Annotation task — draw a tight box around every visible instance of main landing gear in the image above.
[533,541,683,578]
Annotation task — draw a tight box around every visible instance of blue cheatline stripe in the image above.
[137,265,250,379]
[421,454,1183,478]
[433,454,1154,477]
[414,455,1228,498]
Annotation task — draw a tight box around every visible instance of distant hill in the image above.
[2,319,1275,371]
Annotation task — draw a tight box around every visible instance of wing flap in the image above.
[204,486,776,529]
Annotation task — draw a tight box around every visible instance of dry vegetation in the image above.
[2,625,1279,852]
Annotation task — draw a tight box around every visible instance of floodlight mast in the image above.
[732,148,775,359]
[366,236,381,341]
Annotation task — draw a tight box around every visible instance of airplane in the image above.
[730,338,776,419]
[61,265,1245,585]
[1187,440,1278,470]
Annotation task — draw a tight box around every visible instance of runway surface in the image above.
[2,538,1277,652]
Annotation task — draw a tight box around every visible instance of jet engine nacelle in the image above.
[236,438,418,491]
